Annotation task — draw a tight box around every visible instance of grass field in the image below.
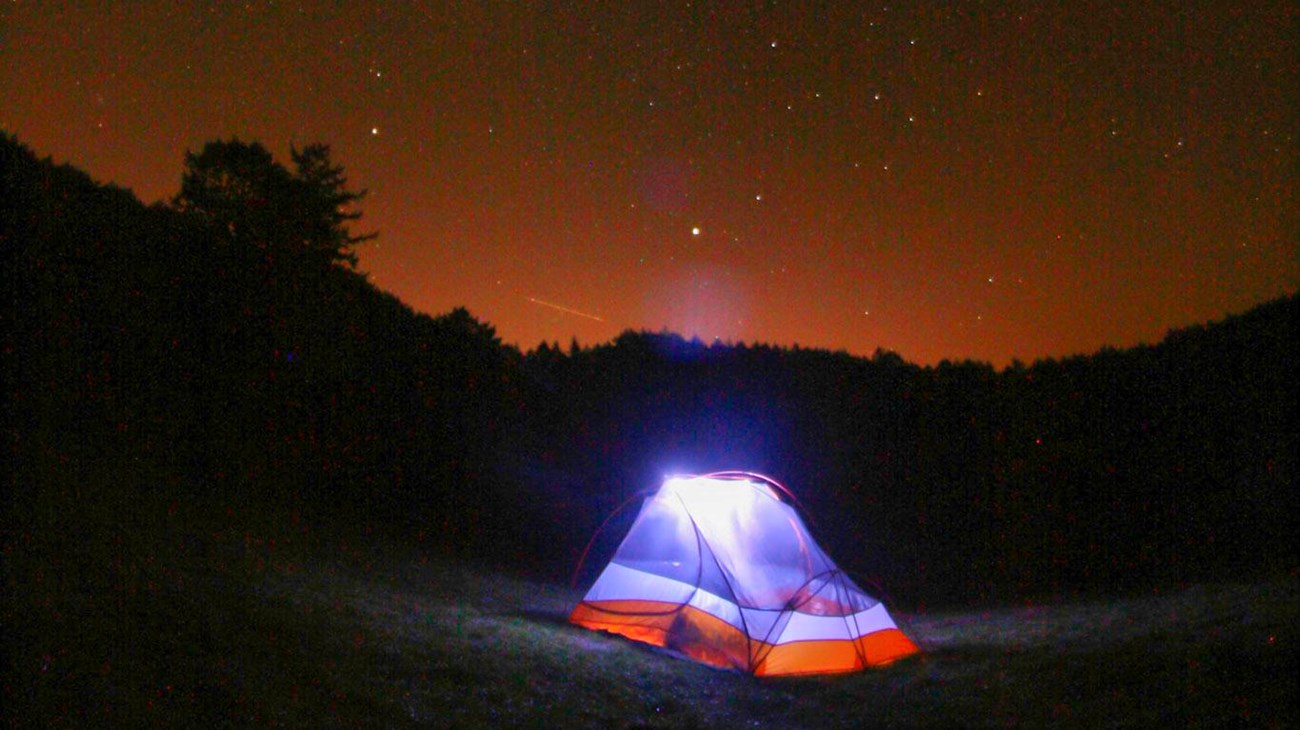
[6,496,1296,728]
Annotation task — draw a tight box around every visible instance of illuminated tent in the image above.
[570,472,918,676]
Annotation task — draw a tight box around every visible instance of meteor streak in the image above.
[527,296,605,322]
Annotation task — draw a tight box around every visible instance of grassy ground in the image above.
[6,494,1296,728]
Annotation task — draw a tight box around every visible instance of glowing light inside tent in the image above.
[571,471,921,674]
[664,474,783,500]
[662,475,780,517]
[660,474,783,542]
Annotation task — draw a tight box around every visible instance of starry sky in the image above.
[3,2,1295,365]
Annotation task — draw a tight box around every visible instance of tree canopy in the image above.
[173,138,374,267]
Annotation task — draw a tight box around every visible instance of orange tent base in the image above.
[571,600,918,676]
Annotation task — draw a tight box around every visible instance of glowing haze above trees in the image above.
[3,2,1294,365]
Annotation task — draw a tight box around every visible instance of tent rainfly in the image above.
[570,472,918,676]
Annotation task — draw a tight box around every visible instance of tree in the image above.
[173,138,374,267]
[173,139,288,245]
[289,143,376,268]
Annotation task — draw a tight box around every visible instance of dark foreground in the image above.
[6,497,1295,728]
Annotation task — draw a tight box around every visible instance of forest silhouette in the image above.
[3,132,1296,612]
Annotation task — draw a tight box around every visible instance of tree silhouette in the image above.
[6,129,1296,611]
[173,138,374,267]
[290,143,376,268]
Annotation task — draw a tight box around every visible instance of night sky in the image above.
[4,2,1294,365]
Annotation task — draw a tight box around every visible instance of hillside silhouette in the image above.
[4,132,1296,613]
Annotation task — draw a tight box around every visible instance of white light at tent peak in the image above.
[661,475,771,525]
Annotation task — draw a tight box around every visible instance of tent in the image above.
[570,472,918,676]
